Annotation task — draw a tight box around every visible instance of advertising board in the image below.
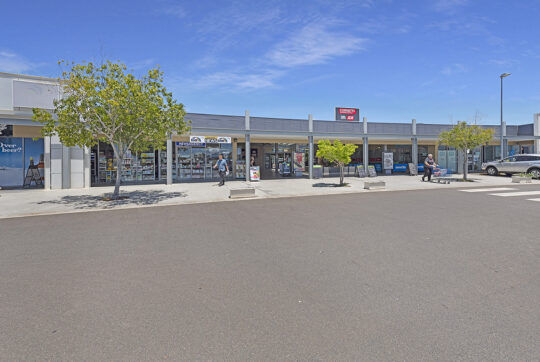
[334,107,359,122]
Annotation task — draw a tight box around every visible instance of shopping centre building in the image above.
[1,71,540,189]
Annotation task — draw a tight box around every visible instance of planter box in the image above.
[364,181,386,190]
[512,176,533,184]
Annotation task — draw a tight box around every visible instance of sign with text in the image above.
[335,107,359,122]
[189,136,231,144]
[0,124,13,136]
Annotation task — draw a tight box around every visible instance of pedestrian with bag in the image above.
[213,154,229,186]
[422,154,437,182]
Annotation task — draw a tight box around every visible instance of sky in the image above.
[1,0,539,124]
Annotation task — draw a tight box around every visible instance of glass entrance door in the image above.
[206,145,221,180]
[191,147,206,179]
[176,146,192,180]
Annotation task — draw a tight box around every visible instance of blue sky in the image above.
[1,0,539,124]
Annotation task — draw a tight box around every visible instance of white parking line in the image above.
[460,187,518,193]
[490,191,540,197]
[527,198,540,202]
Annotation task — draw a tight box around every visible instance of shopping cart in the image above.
[432,167,452,184]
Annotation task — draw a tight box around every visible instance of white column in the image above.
[245,110,250,182]
[44,136,51,189]
[534,113,540,154]
[84,146,91,189]
[308,114,313,179]
[362,117,369,169]
[412,119,418,167]
[166,137,173,185]
[50,135,63,189]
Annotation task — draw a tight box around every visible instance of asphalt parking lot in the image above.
[1,185,539,361]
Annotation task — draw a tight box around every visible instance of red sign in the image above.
[335,107,359,122]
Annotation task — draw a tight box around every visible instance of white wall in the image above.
[0,78,13,110]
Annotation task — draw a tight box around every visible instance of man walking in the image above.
[213,154,229,186]
[422,154,437,182]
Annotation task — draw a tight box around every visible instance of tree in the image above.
[33,61,189,198]
[439,121,494,181]
[316,140,357,186]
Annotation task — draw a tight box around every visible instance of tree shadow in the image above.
[312,183,350,188]
[36,190,186,210]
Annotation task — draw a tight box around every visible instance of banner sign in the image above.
[176,142,203,147]
[249,166,260,181]
[335,107,359,122]
[293,152,305,172]
[189,136,231,144]
[393,164,408,172]
[383,152,394,170]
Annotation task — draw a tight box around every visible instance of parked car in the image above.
[482,154,540,178]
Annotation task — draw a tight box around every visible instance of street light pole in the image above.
[500,73,511,159]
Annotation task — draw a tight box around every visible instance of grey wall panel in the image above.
[13,80,60,109]
[313,120,362,134]
[517,123,533,136]
[186,113,244,130]
[367,123,411,135]
[251,117,309,132]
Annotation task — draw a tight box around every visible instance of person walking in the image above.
[422,154,437,182]
[213,154,229,186]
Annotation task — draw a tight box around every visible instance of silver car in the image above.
[483,154,540,178]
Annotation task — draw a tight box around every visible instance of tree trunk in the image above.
[463,149,468,181]
[339,164,344,186]
[113,157,122,199]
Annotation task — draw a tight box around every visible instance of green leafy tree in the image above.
[33,61,189,198]
[316,140,357,186]
[439,121,494,181]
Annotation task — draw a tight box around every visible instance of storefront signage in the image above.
[293,152,305,172]
[393,164,408,172]
[367,165,377,177]
[189,136,232,144]
[335,107,359,122]
[383,152,394,170]
[356,165,367,177]
[0,140,22,153]
[249,166,260,181]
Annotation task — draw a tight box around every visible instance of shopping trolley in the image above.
[432,167,452,184]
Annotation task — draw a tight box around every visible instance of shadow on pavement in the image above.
[36,190,186,210]
[312,183,349,188]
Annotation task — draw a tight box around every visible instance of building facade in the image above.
[1,71,540,189]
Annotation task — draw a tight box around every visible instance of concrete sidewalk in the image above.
[0,174,535,219]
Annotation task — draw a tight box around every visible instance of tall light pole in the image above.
[500,73,511,158]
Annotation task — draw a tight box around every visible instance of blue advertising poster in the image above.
[393,164,408,172]
[0,137,24,186]
[24,138,45,184]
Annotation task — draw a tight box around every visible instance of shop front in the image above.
[176,139,232,182]
[0,136,44,188]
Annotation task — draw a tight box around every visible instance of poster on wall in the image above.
[0,137,24,187]
[293,152,305,172]
[0,124,13,136]
[249,166,260,181]
[24,138,45,183]
[383,152,394,170]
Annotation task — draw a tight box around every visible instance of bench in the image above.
[364,181,386,190]
[229,188,256,199]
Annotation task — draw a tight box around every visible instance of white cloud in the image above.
[267,23,367,68]
[189,69,284,90]
[433,0,469,13]
[441,63,466,75]
[0,51,35,73]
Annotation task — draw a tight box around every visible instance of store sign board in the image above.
[249,166,260,181]
[189,136,232,144]
[293,152,305,172]
[356,165,367,177]
[367,165,377,177]
[335,107,359,122]
[383,152,394,170]
[176,142,202,147]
